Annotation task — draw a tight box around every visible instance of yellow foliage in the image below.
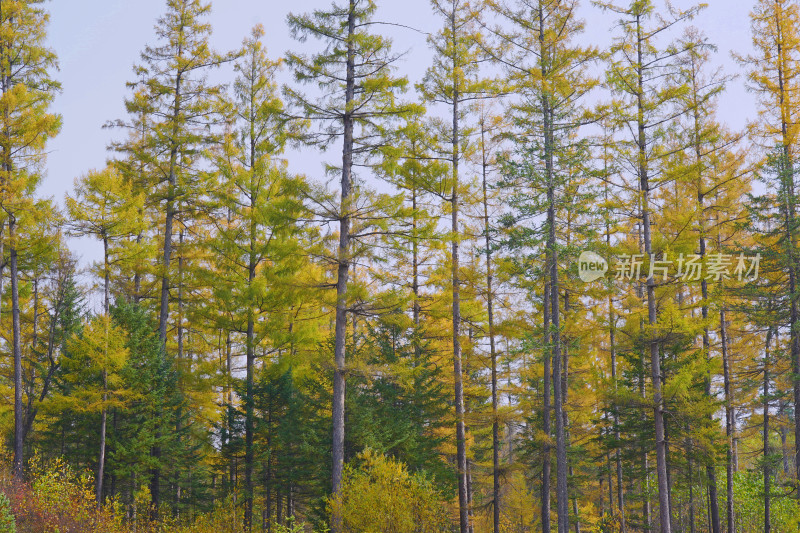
[328,449,452,533]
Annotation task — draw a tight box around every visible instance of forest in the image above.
[2,0,800,532]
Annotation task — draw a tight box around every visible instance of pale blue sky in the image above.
[42,0,757,268]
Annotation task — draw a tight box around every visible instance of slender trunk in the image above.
[636,14,671,532]
[157,155,177,340]
[227,332,234,490]
[763,328,773,533]
[605,175,626,532]
[172,228,186,519]
[244,92,259,529]
[133,231,142,303]
[606,452,613,518]
[132,112,147,302]
[701,263,722,533]
[412,186,421,356]
[779,404,790,475]
[331,6,356,532]
[97,234,111,504]
[288,484,294,521]
[467,460,475,533]
[158,69,182,343]
[637,226,651,533]
[97,390,107,504]
[451,89,469,533]
[539,5,568,530]
[264,402,272,531]
[644,450,651,531]
[542,275,552,533]
[550,229,568,533]
[265,458,271,532]
[687,434,695,533]
[692,60,722,533]
[277,485,283,527]
[32,278,38,349]
[447,8,469,531]
[481,117,501,533]
[245,280,255,529]
[103,234,110,314]
[152,63,184,518]
[10,215,23,479]
[610,299,626,532]
[719,307,734,533]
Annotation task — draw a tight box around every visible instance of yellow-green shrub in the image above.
[329,449,452,533]
[0,455,125,533]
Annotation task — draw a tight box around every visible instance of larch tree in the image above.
[6,211,72,457]
[208,25,308,530]
[596,2,704,530]
[66,166,143,502]
[748,147,800,529]
[0,0,61,479]
[489,1,597,531]
[472,103,506,533]
[111,0,230,510]
[285,2,415,529]
[737,0,800,485]
[667,28,751,533]
[419,1,496,529]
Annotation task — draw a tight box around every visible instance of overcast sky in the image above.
[43,0,757,269]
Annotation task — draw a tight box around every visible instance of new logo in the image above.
[578,251,608,282]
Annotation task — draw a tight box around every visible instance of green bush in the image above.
[732,470,800,532]
[0,494,15,533]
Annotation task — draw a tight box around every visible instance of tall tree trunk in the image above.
[700,257,722,533]
[687,431,695,533]
[691,64,723,533]
[331,5,356,532]
[412,186,421,356]
[10,215,23,479]
[481,117,501,533]
[97,234,111,504]
[539,4,568,531]
[763,328,773,533]
[636,224,652,533]
[542,275,552,533]
[605,173,626,533]
[152,66,184,517]
[561,290,578,533]
[448,7,469,531]
[277,484,283,526]
[244,97,259,530]
[636,13,671,532]
[98,379,108,504]
[610,296,626,532]
[226,331,235,493]
[779,402,790,475]
[720,307,734,533]
[606,452,613,518]
[158,69,182,342]
[467,459,475,533]
[245,278,255,529]
[133,230,142,302]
